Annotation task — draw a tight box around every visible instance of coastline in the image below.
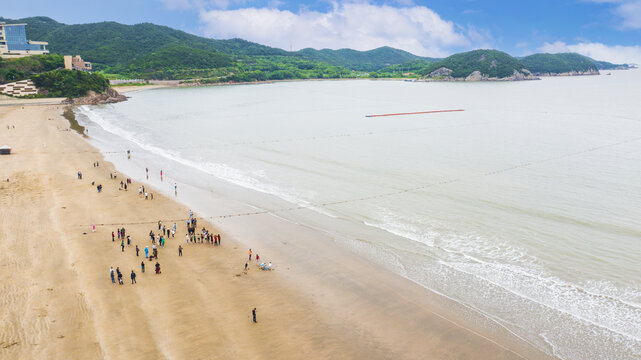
[1,102,551,359]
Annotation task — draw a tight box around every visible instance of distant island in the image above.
[0,16,634,99]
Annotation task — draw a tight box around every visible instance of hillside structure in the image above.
[0,79,39,97]
[64,55,92,71]
[0,22,49,58]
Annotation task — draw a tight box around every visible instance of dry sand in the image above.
[0,103,550,359]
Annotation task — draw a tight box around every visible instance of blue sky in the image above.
[4,0,641,63]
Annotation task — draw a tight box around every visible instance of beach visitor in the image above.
[136,245,139,256]
[144,246,149,258]
[127,235,131,246]
[252,308,257,323]
[110,267,115,284]
[121,240,125,252]
[112,231,115,242]
[249,249,252,261]
[256,254,259,265]
[141,261,145,273]
[117,267,123,285]
[185,234,189,245]
[178,245,183,256]
[155,262,161,274]
[131,270,136,284]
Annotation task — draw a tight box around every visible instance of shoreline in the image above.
[1,101,551,359]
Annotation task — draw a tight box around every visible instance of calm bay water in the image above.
[77,72,641,359]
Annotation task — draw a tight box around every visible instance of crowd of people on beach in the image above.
[80,161,268,323]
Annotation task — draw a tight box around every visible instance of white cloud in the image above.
[584,0,641,29]
[539,41,641,64]
[614,0,641,29]
[198,2,479,56]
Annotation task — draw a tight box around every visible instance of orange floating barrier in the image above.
[366,109,464,117]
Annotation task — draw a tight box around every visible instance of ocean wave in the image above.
[363,209,641,359]
[76,106,338,219]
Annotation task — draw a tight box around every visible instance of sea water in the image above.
[76,71,641,359]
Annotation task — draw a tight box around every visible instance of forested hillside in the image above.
[520,53,597,74]
[0,16,630,82]
[420,50,527,79]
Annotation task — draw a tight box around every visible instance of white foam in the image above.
[78,106,338,220]
[363,209,641,359]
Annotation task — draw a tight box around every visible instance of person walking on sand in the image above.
[155,262,161,274]
[185,234,189,245]
[141,261,145,273]
[92,224,95,233]
[249,249,252,261]
[110,267,115,284]
[256,254,259,265]
[131,270,136,284]
[112,231,115,242]
[121,240,125,252]
[136,245,139,256]
[252,308,257,323]
[117,267,123,285]
[144,246,149,258]
[178,245,183,256]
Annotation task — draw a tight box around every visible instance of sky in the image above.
[4,0,641,63]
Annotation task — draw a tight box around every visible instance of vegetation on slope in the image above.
[32,69,109,97]
[0,16,629,83]
[123,45,233,74]
[421,50,525,78]
[591,59,630,70]
[520,53,597,74]
[373,59,434,77]
[295,46,426,72]
[0,54,64,82]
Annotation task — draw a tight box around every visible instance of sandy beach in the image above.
[0,103,550,359]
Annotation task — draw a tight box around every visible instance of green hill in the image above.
[0,17,286,68]
[590,59,630,70]
[0,16,628,82]
[0,54,64,82]
[2,17,428,73]
[295,46,425,71]
[520,53,597,74]
[421,49,527,79]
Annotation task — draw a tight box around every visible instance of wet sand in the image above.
[0,104,549,359]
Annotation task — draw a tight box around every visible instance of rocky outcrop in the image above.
[424,68,538,82]
[62,87,127,105]
[428,67,453,78]
[465,71,488,81]
[502,69,538,81]
[530,69,600,77]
